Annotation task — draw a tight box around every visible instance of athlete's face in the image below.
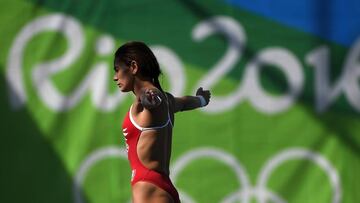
[113,64,134,92]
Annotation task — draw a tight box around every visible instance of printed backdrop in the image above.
[1,0,359,203]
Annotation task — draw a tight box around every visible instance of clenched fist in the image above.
[196,87,211,106]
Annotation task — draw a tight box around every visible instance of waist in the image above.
[130,167,173,186]
[129,159,169,176]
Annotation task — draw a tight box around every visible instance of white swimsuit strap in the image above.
[129,93,173,131]
[164,93,173,127]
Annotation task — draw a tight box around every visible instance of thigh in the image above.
[132,181,174,203]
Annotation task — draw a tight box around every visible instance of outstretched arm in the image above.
[173,87,211,113]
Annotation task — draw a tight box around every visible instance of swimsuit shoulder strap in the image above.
[130,92,173,132]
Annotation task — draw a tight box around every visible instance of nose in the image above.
[113,74,117,81]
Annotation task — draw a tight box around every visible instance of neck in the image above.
[132,78,154,98]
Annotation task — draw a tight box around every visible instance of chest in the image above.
[122,111,140,142]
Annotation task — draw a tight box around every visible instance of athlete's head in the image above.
[113,41,163,92]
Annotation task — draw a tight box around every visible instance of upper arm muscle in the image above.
[166,93,183,113]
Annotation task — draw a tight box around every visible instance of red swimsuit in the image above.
[122,102,181,203]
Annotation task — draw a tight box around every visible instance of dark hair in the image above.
[114,41,163,92]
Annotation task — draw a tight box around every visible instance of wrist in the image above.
[196,95,206,107]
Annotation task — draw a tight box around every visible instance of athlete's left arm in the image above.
[170,87,211,113]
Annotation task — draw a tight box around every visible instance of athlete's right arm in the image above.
[170,87,211,113]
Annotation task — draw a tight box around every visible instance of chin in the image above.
[120,86,131,92]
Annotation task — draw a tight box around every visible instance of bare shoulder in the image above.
[164,92,175,106]
[139,87,164,110]
[164,92,175,101]
[164,92,185,113]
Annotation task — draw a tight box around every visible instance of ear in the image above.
[130,60,139,75]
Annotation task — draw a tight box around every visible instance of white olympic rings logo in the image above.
[73,146,341,203]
